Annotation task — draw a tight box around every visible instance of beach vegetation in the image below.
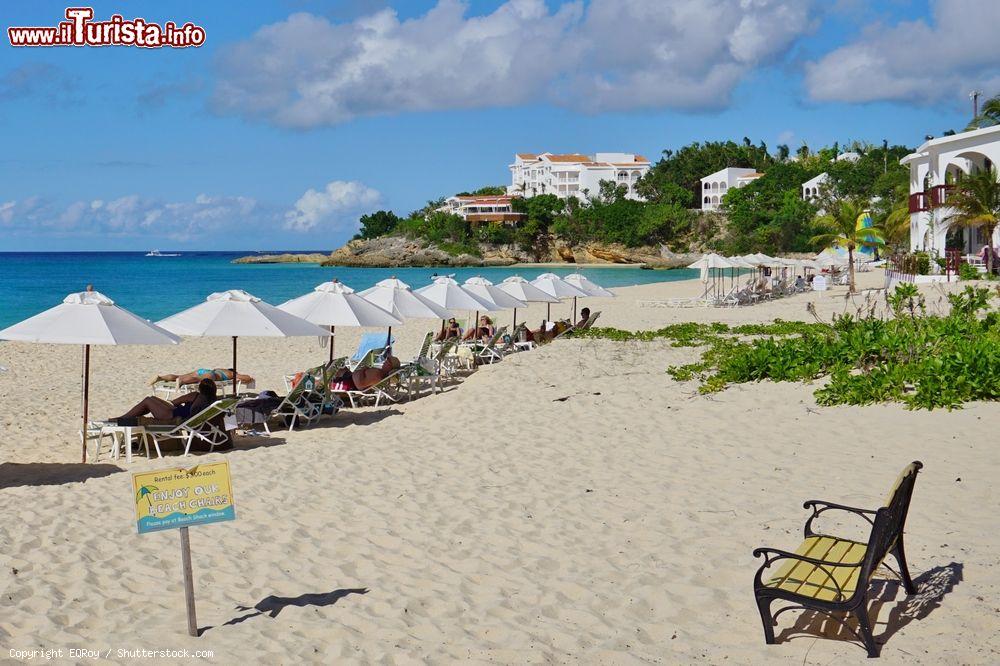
[959,262,981,280]
[583,285,1000,410]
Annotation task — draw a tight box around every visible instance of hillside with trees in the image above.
[349,138,913,263]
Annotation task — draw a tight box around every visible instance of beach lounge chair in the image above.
[144,398,239,456]
[283,357,346,391]
[471,326,508,364]
[752,461,923,658]
[340,369,405,408]
[272,373,328,431]
[351,332,394,369]
[553,312,601,340]
[152,374,246,399]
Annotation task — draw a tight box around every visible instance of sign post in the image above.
[133,462,236,636]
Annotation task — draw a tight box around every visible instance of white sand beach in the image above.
[1,272,998,664]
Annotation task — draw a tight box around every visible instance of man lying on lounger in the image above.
[111,378,218,424]
[149,367,254,388]
[329,355,401,392]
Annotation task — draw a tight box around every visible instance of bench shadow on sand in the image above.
[774,561,963,656]
[0,462,123,490]
[198,588,369,634]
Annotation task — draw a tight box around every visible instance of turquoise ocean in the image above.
[0,251,697,328]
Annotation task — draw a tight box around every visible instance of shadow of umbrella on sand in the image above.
[0,287,180,462]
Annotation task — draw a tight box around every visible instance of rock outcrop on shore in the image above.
[232,253,330,264]
[232,236,699,269]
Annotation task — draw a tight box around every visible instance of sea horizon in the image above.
[0,250,695,328]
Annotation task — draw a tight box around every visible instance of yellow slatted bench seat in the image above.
[752,462,923,658]
[764,535,866,603]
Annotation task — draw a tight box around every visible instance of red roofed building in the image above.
[509,152,651,200]
[438,194,526,225]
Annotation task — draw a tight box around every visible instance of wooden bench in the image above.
[752,461,923,658]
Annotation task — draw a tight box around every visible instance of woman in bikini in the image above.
[150,368,254,388]
[462,315,495,342]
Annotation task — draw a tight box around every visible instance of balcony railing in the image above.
[908,192,928,213]
[929,184,955,207]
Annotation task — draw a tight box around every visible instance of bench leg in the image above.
[892,541,918,595]
[853,607,879,658]
[755,596,775,644]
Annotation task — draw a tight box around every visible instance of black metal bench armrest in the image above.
[752,546,863,568]
[802,499,876,515]
[802,500,876,536]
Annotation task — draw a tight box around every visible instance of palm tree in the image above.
[941,168,1000,274]
[965,94,1000,130]
[873,185,911,252]
[812,198,885,293]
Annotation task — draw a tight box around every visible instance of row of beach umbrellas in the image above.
[0,273,614,462]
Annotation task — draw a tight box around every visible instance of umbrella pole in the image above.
[512,307,517,330]
[329,325,335,363]
[232,336,238,397]
[573,296,577,323]
[546,302,551,322]
[81,344,90,463]
[386,326,392,353]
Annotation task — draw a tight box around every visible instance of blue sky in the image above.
[1,0,996,251]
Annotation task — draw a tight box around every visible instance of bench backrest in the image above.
[860,461,923,589]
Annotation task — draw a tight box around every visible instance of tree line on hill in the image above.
[354,139,916,259]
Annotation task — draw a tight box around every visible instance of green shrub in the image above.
[959,262,980,281]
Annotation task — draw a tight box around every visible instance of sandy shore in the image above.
[1,271,997,664]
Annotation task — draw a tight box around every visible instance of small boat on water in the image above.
[145,250,181,257]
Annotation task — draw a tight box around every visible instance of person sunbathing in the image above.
[435,318,462,342]
[529,319,569,344]
[113,378,218,423]
[576,307,591,329]
[150,368,254,388]
[462,315,495,342]
[329,356,401,392]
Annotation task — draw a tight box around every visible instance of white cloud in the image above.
[284,180,382,232]
[212,0,816,127]
[0,193,265,241]
[805,0,1000,105]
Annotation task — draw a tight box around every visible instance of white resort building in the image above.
[699,167,763,210]
[438,195,525,225]
[801,173,828,201]
[508,152,650,200]
[902,125,1000,254]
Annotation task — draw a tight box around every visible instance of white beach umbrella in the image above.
[417,276,500,338]
[463,276,528,333]
[687,254,734,297]
[278,279,402,362]
[463,277,527,309]
[530,273,588,321]
[0,287,180,462]
[496,276,560,329]
[563,273,615,321]
[157,289,330,397]
[358,277,454,320]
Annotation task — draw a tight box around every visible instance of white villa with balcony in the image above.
[509,152,650,200]
[901,125,1000,253]
[700,167,763,210]
[802,173,828,201]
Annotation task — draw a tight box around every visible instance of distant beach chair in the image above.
[470,326,508,364]
[751,461,923,658]
[144,398,239,456]
[639,284,714,308]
